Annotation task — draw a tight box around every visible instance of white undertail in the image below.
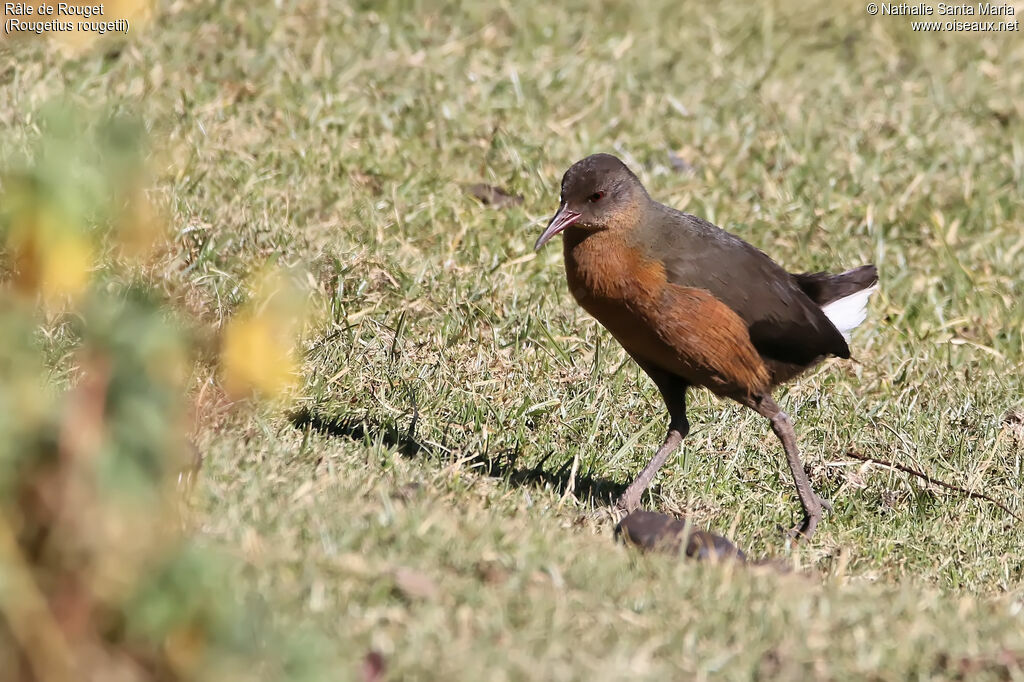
[821,285,878,342]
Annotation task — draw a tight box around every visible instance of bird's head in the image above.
[534,153,647,250]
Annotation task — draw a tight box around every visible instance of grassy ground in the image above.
[4,0,1024,678]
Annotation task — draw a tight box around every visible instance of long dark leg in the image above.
[614,367,689,514]
[742,393,831,539]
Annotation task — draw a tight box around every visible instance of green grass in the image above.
[4,0,1024,678]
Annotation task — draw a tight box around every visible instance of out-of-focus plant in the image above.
[221,268,310,401]
[0,107,325,681]
[1,105,163,307]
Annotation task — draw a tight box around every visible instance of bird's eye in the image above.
[588,191,605,203]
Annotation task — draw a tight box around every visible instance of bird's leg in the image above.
[745,394,830,540]
[614,368,689,515]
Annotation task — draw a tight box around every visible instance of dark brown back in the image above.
[634,206,851,368]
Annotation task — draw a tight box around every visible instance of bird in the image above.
[534,153,878,539]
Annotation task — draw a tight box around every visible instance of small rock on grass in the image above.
[615,510,746,562]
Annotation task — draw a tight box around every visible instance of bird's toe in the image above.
[787,510,822,541]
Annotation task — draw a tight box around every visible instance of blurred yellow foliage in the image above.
[115,186,167,262]
[221,315,300,399]
[220,269,309,400]
[163,622,208,677]
[4,201,93,305]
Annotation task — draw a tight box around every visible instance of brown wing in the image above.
[642,285,772,397]
[641,209,850,366]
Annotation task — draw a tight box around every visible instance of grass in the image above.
[4,0,1024,678]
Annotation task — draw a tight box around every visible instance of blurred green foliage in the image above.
[0,107,326,681]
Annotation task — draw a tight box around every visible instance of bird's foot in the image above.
[581,493,639,526]
[785,494,831,541]
[612,489,643,516]
[786,517,819,541]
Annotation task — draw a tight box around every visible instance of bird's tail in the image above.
[794,265,879,341]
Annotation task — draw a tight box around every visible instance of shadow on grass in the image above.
[288,408,628,505]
